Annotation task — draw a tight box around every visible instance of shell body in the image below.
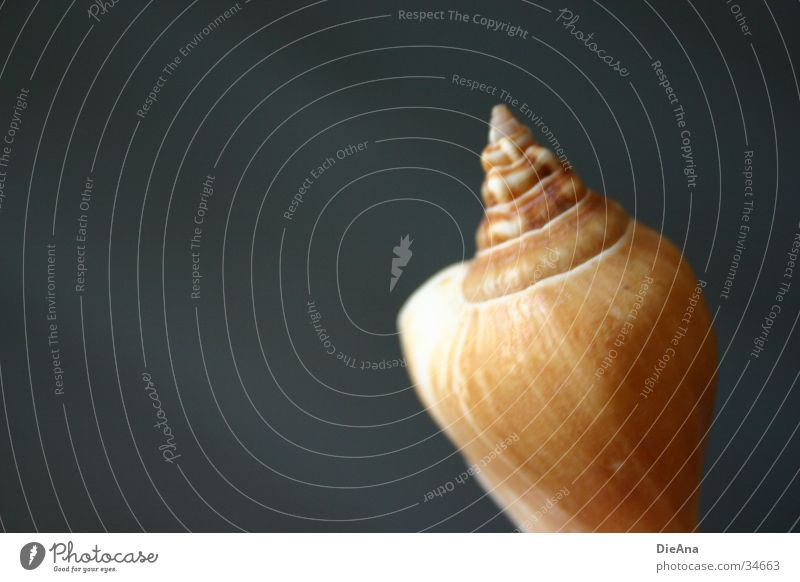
[399,106,717,532]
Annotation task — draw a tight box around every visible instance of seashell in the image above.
[398,105,717,532]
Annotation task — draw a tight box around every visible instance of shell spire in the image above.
[465,105,628,302]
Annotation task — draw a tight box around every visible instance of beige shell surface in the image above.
[398,105,717,532]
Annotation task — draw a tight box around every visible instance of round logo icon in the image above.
[19,542,45,570]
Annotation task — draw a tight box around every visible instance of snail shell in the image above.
[399,106,717,532]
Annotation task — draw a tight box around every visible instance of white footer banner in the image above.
[0,533,797,581]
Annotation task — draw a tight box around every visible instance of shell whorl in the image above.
[465,105,631,302]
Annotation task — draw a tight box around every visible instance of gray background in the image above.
[0,0,798,532]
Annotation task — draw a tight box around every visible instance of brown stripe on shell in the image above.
[477,172,589,250]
